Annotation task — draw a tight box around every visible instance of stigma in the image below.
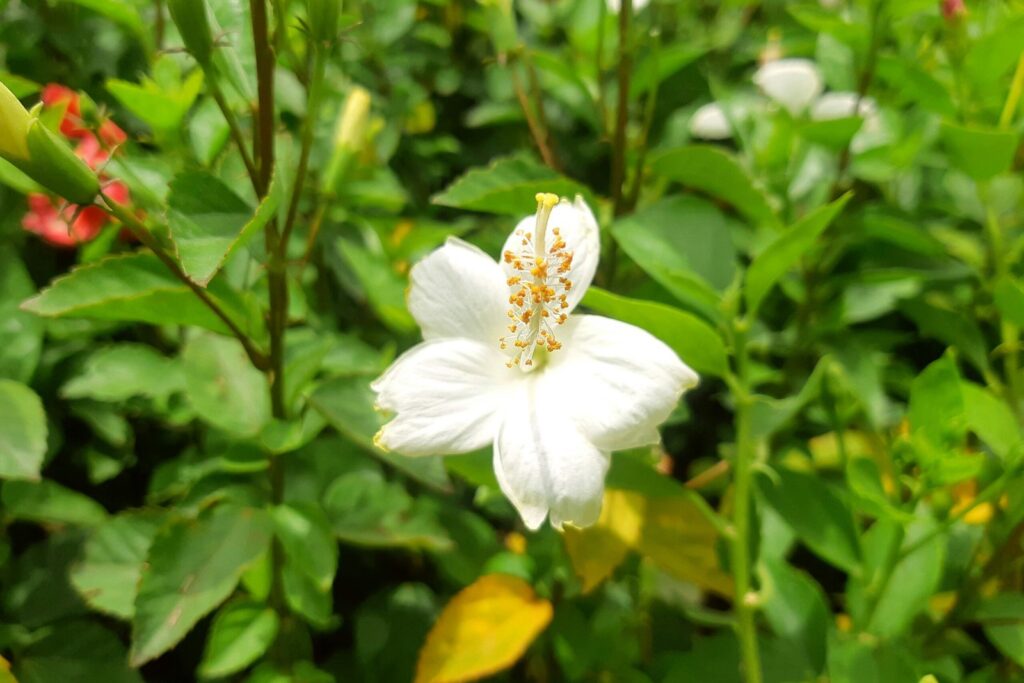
[500,193,573,369]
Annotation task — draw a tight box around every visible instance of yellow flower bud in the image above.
[334,86,371,153]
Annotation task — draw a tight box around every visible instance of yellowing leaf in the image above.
[415,574,552,683]
[638,496,734,598]
[563,490,645,593]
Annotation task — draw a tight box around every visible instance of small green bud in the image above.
[307,0,341,46]
[0,79,31,160]
[21,119,100,204]
[168,0,214,66]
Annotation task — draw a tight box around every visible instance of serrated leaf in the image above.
[70,511,164,620]
[0,251,43,383]
[61,344,184,403]
[431,153,589,216]
[198,600,279,678]
[2,479,108,527]
[415,574,552,683]
[0,379,47,481]
[581,287,728,378]
[744,193,851,315]
[21,252,261,339]
[168,171,274,286]
[130,505,272,666]
[182,332,270,437]
[650,145,779,227]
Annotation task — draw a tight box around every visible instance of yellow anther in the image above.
[535,192,559,209]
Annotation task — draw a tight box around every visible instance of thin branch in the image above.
[510,61,560,170]
[280,49,327,249]
[100,192,269,370]
[209,82,260,193]
[609,0,633,215]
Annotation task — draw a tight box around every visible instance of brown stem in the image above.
[250,0,276,197]
[280,50,326,249]
[510,63,559,170]
[609,0,632,215]
[209,84,260,194]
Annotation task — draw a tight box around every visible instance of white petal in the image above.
[501,196,600,314]
[811,92,876,121]
[540,315,698,452]
[372,338,513,456]
[407,237,508,344]
[753,59,823,115]
[493,379,609,530]
[689,102,732,140]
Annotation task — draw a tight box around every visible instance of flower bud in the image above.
[168,0,214,66]
[23,118,101,204]
[941,0,967,22]
[0,79,31,160]
[0,80,100,204]
[306,0,341,46]
[322,86,371,194]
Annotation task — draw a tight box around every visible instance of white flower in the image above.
[607,0,650,13]
[810,92,877,121]
[753,58,824,115]
[689,102,732,140]
[372,194,698,530]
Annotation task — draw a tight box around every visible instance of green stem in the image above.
[209,82,260,193]
[280,48,327,248]
[100,193,268,370]
[984,197,1022,416]
[625,9,660,212]
[595,0,608,135]
[730,322,763,683]
[999,52,1024,129]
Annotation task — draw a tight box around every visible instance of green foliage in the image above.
[2,0,1024,681]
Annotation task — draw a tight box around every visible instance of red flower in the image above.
[40,83,127,147]
[23,85,132,248]
[942,0,967,21]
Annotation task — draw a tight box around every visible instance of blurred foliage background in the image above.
[1,0,1024,681]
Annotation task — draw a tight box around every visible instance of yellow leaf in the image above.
[415,574,552,683]
[637,496,734,598]
[563,490,645,593]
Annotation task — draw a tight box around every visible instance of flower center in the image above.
[499,193,573,369]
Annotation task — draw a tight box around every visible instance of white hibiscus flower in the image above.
[372,194,698,530]
[753,58,824,115]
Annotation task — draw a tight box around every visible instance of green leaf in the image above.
[1,480,108,527]
[310,376,451,491]
[168,171,275,286]
[610,195,735,317]
[629,43,707,98]
[800,116,864,150]
[862,519,944,638]
[282,561,333,628]
[130,505,272,666]
[336,239,417,334]
[106,69,203,135]
[940,122,1019,181]
[760,557,829,677]
[21,252,261,339]
[0,71,39,98]
[0,251,43,382]
[431,153,589,216]
[976,593,1024,667]
[756,467,860,572]
[69,511,164,620]
[900,299,991,377]
[744,193,852,315]
[183,333,270,437]
[650,146,779,228]
[0,379,47,481]
[961,382,1021,462]
[324,470,452,551]
[61,344,184,403]
[65,0,147,42]
[272,504,338,592]
[198,600,280,678]
[15,620,143,683]
[994,277,1024,327]
[908,353,965,449]
[581,287,728,378]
